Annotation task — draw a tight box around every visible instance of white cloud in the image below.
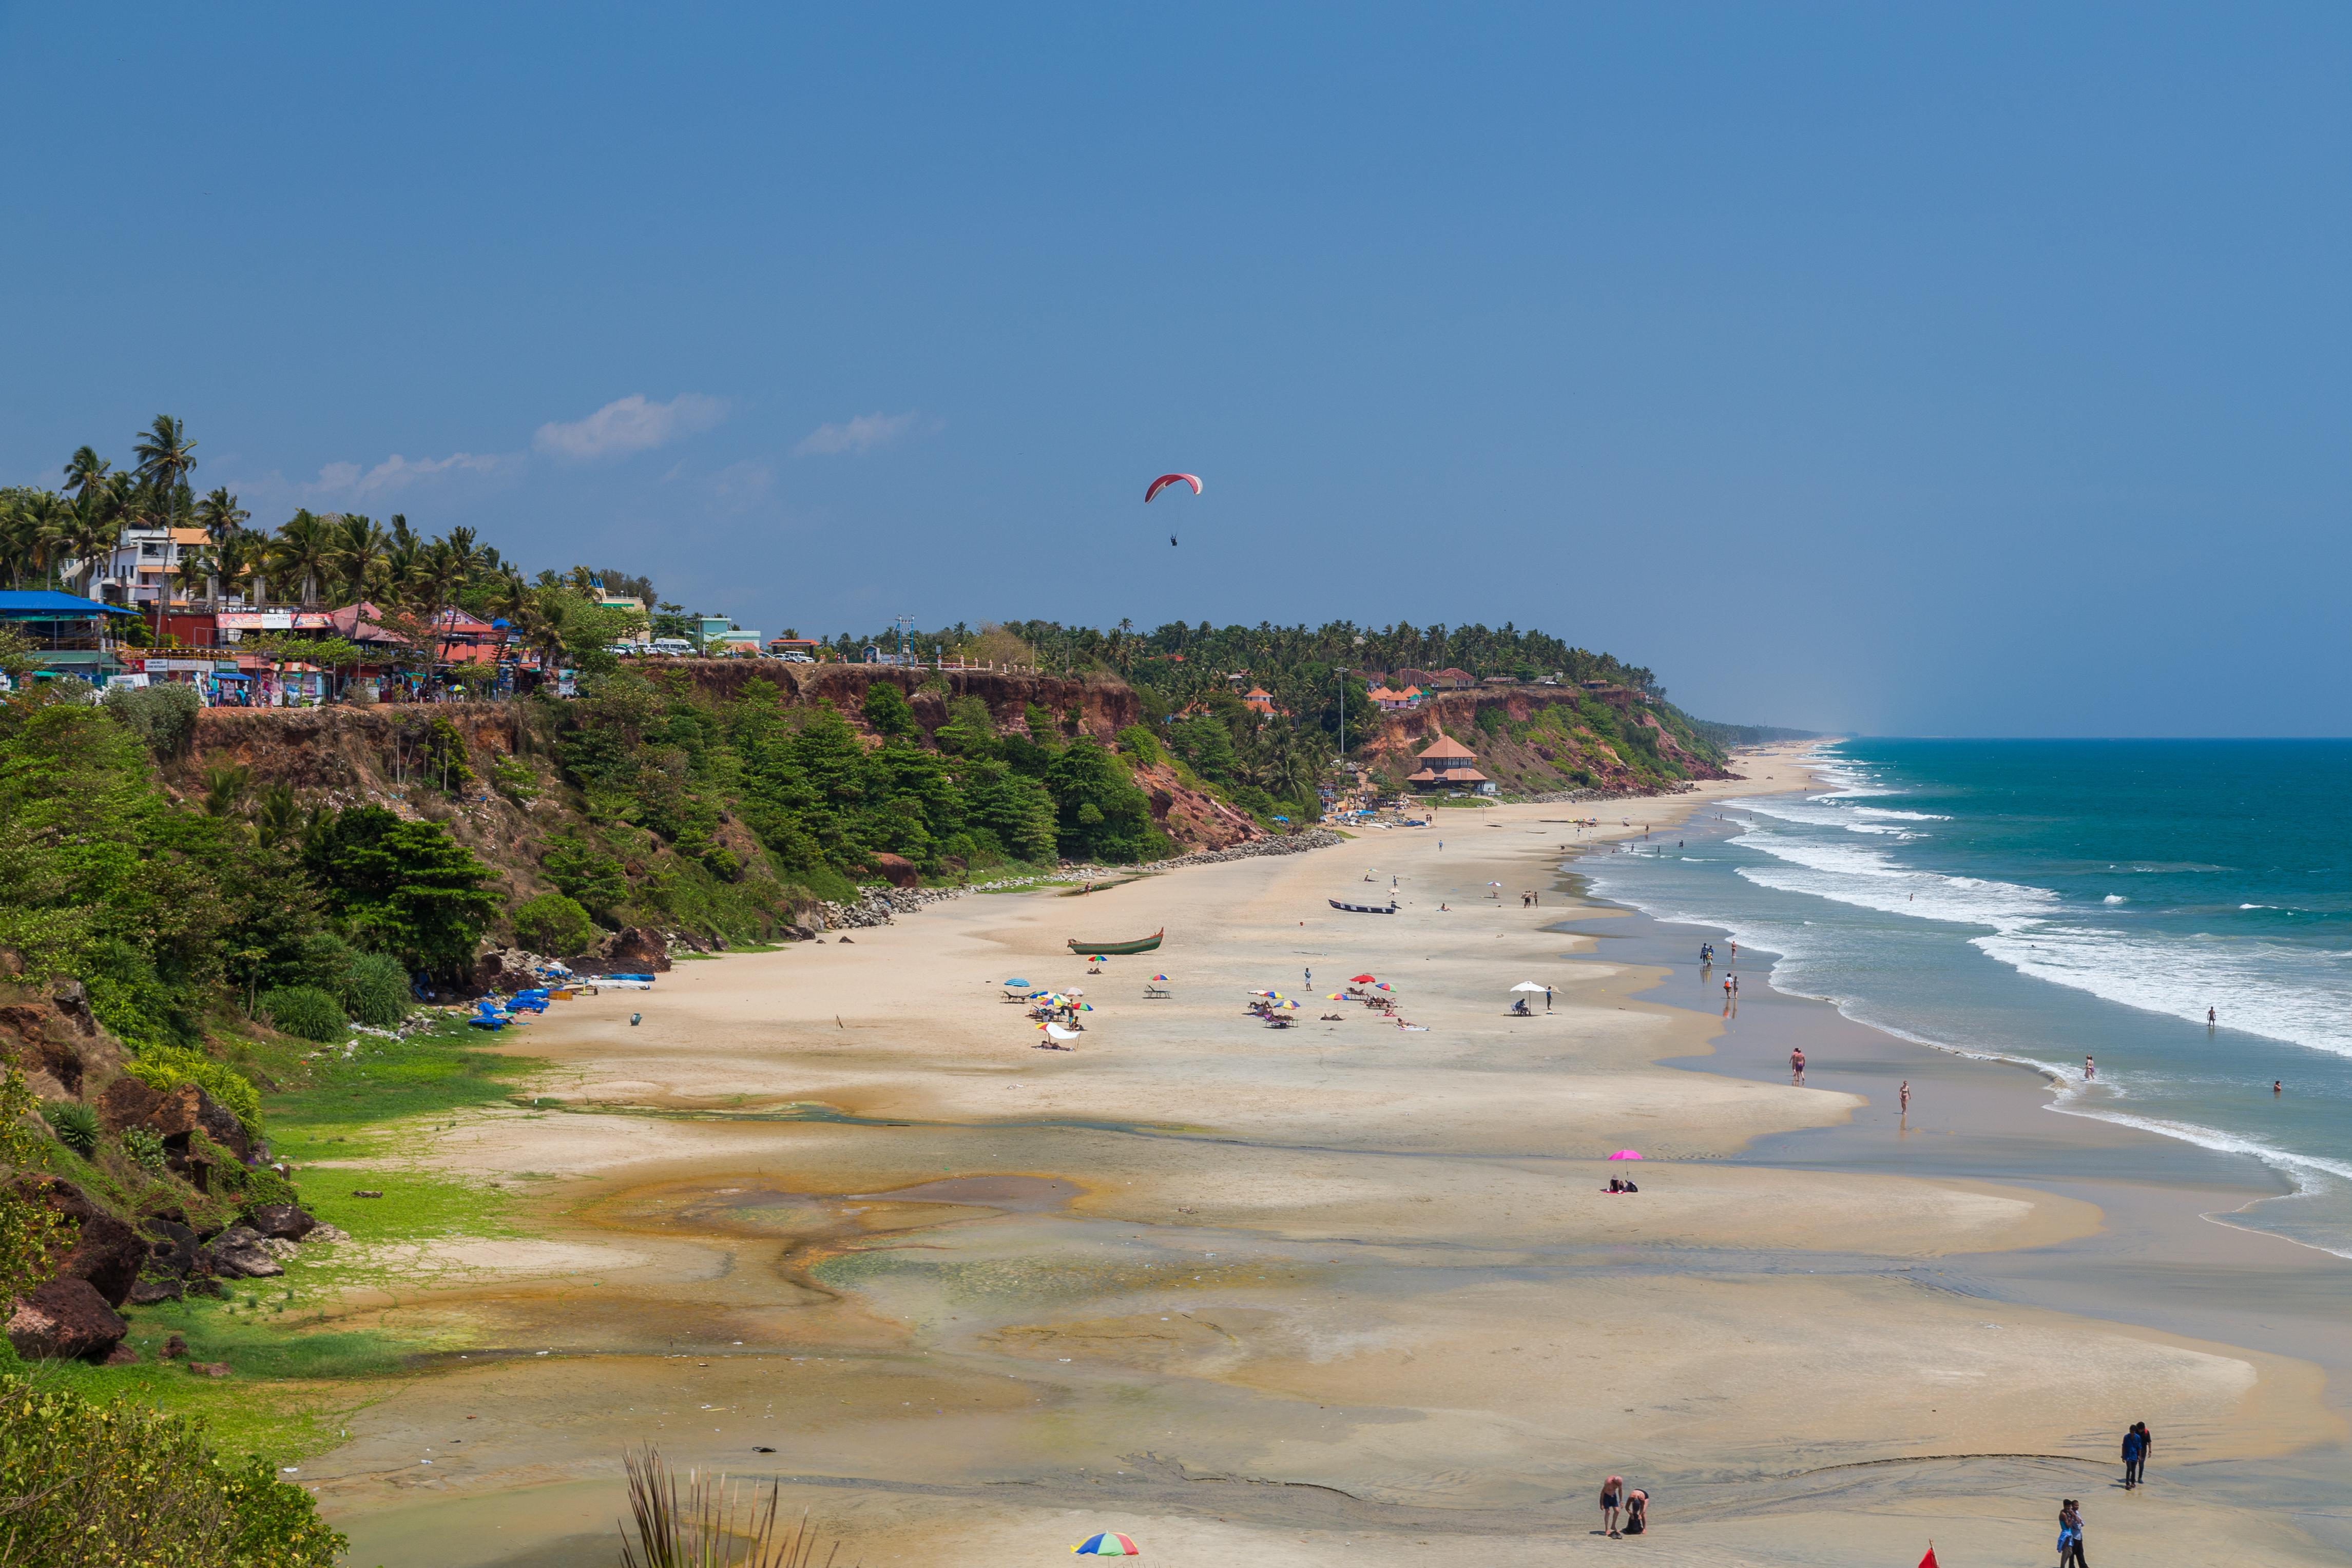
[534,393,727,460]
[316,451,512,497]
[793,410,922,457]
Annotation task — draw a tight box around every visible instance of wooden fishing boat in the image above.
[1067,928,1164,955]
[1327,898,1397,914]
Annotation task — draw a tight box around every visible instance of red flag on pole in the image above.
[1918,1544,1939,1568]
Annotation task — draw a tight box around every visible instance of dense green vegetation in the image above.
[548,675,1170,906]
[833,618,1731,811]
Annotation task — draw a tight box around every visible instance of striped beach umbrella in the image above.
[1074,1534,1140,1556]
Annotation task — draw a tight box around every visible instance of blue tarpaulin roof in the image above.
[0,590,139,617]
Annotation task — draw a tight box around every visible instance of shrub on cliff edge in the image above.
[0,1378,345,1567]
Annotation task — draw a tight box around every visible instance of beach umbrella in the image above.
[1325,992,1345,1000]
[1510,982,1548,993]
[1607,1149,1643,1160]
[1043,1023,1083,1042]
[1006,978,1033,988]
[1073,1533,1140,1556]
[1151,974,1169,982]
[1351,974,1378,983]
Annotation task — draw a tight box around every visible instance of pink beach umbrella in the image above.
[1607,1149,1643,1160]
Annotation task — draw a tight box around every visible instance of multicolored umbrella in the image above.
[1325,992,1345,1000]
[1151,974,1169,982]
[1073,1534,1139,1557]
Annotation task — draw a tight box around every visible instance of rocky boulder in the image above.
[200,1225,284,1280]
[572,925,671,977]
[97,1073,164,1134]
[12,1175,146,1308]
[142,1216,202,1278]
[6,1277,128,1362]
[869,853,920,889]
[243,1204,317,1243]
[145,1081,254,1165]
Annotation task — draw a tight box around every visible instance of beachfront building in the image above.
[599,592,653,647]
[1405,731,1495,795]
[1242,686,1279,717]
[1366,684,1414,711]
[82,524,221,610]
[1426,667,1477,690]
[0,590,139,685]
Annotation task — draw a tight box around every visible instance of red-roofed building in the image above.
[1404,730,1493,794]
[327,602,507,666]
[1242,686,1280,717]
[1427,667,1477,690]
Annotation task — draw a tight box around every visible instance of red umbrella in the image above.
[1350,974,1378,983]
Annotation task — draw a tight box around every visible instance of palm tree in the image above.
[195,487,248,544]
[18,491,69,588]
[132,416,199,518]
[61,446,111,506]
[210,529,261,607]
[331,514,390,605]
[55,493,122,597]
[267,510,337,606]
[404,537,473,666]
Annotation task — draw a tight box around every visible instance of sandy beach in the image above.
[307,745,2348,1567]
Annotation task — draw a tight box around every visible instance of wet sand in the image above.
[307,745,2348,1567]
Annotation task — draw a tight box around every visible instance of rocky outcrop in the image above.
[569,925,672,979]
[6,1277,128,1362]
[200,1225,285,1280]
[243,1204,317,1242]
[12,1175,147,1308]
[0,978,131,1100]
[133,1081,254,1166]
[869,853,920,889]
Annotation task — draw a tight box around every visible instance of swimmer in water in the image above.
[2085,1055,2096,1079]
[2273,1079,2282,1095]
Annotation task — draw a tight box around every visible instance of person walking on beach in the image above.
[1899,1080,1911,1117]
[1599,1475,1623,1536]
[1790,1047,1806,1084]
[2058,1499,2087,1568]
[1724,977,1733,1001]
[1731,975,1739,996]
[2121,1423,2148,1487]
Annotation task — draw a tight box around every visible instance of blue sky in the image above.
[3,4,2346,735]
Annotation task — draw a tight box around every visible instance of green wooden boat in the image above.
[1068,928,1164,955]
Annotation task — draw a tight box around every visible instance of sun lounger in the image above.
[1143,984,1170,999]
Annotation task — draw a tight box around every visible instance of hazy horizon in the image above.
[5,5,2346,739]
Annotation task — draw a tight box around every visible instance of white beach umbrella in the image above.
[1509,981,1549,993]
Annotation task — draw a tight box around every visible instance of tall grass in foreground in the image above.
[619,1446,851,1568]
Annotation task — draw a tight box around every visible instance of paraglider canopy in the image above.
[1144,473,1201,504]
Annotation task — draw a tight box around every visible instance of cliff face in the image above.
[651,661,1143,738]
[168,668,1243,932]
[1362,686,1732,794]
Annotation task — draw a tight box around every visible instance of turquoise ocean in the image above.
[1582,740,2352,1259]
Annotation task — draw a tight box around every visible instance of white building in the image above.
[83,526,224,608]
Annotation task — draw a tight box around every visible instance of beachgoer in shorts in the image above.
[1623,1488,1648,1535]
[1791,1048,1806,1083]
[2085,1055,2095,1080]
[1600,1475,1622,1536]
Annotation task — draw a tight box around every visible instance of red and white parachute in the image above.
[1144,472,1201,504]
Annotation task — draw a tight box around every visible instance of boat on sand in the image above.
[1067,928,1164,955]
